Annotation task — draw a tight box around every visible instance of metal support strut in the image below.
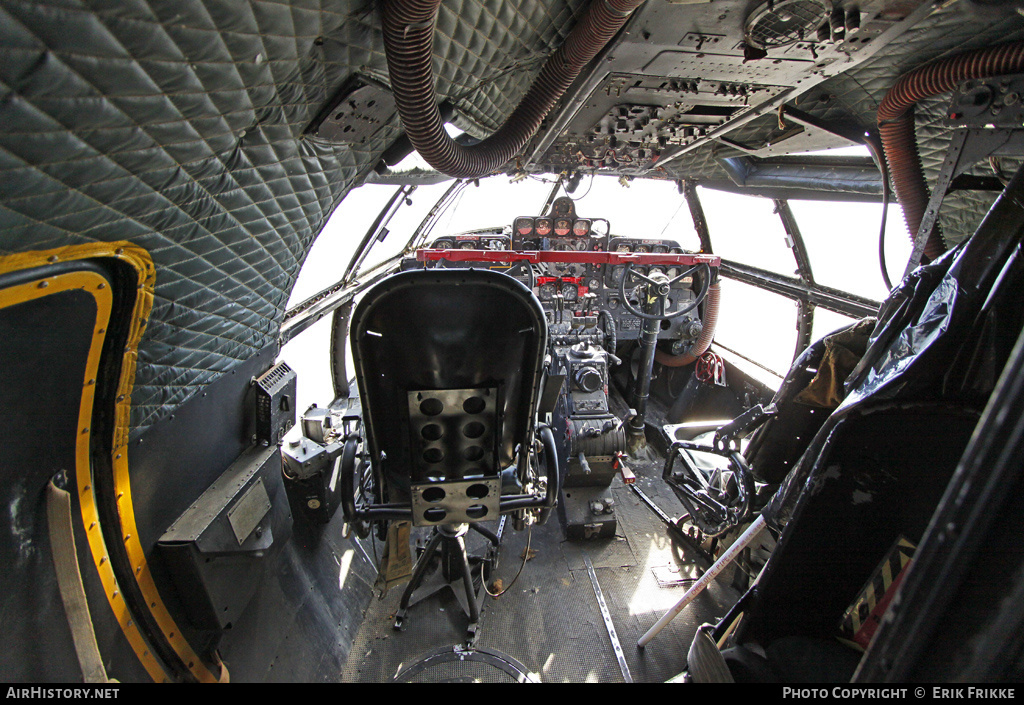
[627,290,663,452]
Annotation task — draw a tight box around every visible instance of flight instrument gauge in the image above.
[515,217,534,236]
[573,219,591,237]
[535,218,552,236]
[561,283,578,302]
[552,196,575,218]
[554,218,571,236]
[538,283,556,300]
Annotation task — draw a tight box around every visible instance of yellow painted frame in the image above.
[0,244,218,683]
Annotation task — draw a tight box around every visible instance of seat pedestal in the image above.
[394,523,500,639]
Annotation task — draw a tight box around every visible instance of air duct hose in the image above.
[381,0,646,179]
[878,42,1024,261]
[654,282,720,367]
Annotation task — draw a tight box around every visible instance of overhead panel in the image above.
[535,0,923,174]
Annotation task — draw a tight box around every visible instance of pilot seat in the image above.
[340,268,560,638]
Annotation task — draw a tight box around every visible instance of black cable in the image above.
[879,180,893,291]
[574,173,596,201]
[866,137,895,291]
[481,525,533,597]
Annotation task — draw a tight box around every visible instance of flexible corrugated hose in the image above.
[654,282,720,367]
[878,42,1024,261]
[381,0,647,178]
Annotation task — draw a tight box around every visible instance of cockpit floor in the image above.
[339,456,743,683]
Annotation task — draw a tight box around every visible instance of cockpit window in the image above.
[286,185,400,308]
[355,182,454,275]
[713,278,797,383]
[438,176,555,237]
[789,200,910,302]
[698,187,798,275]
[811,307,859,343]
[568,175,701,250]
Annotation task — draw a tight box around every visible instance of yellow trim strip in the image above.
[0,245,217,683]
[0,270,167,682]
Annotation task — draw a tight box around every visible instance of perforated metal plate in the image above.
[408,387,499,480]
[410,477,501,527]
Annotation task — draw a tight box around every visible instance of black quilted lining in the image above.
[0,0,582,435]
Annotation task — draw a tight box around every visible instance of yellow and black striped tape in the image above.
[841,537,916,637]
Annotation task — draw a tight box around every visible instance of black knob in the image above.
[575,366,603,393]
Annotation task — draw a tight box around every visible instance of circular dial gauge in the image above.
[635,244,650,253]
[653,244,668,253]
[538,283,556,300]
[535,218,552,236]
[574,239,589,251]
[561,283,578,302]
[588,278,601,290]
[552,240,571,251]
[552,197,573,217]
[515,217,534,236]
[573,219,591,237]
[616,244,631,253]
[433,238,454,249]
[460,241,476,249]
[554,218,571,236]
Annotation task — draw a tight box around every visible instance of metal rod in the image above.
[683,180,712,254]
[456,535,480,624]
[408,179,467,251]
[638,514,766,648]
[342,185,413,286]
[583,553,633,683]
[279,261,399,345]
[773,199,814,286]
[711,342,785,380]
[719,260,880,319]
[628,294,662,448]
[539,176,563,216]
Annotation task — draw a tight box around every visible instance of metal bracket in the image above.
[904,128,1024,279]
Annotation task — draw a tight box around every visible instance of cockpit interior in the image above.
[3,0,1024,685]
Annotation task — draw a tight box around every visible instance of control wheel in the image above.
[503,259,535,291]
[617,262,710,321]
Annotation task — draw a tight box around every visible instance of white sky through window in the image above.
[281,172,905,412]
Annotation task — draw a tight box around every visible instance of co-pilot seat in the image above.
[344,268,559,636]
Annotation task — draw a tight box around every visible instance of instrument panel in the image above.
[408,197,720,349]
[430,233,510,251]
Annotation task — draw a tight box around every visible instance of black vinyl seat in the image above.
[340,268,559,636]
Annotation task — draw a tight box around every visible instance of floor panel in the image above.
[338,452,742,683]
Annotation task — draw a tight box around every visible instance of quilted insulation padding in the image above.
[0,0,585,435]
